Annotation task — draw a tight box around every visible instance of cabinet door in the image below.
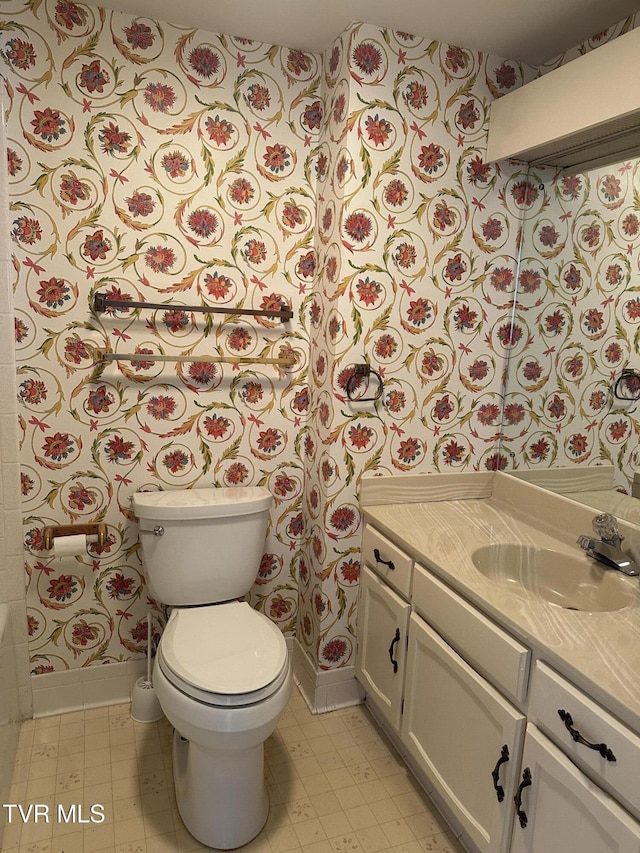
[401,614,525,853]
[355,566,410,730]
[510,725,640,853]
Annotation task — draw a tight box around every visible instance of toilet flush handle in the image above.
[140,525,165,536]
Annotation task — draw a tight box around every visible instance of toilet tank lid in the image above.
[132,486,272,520]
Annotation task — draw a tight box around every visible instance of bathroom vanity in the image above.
[356,472,640,853]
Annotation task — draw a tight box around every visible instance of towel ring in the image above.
[346,367,384,402]
[613,368,640,402]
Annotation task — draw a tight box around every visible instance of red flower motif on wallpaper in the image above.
[124,21,155,50]
[31,107,67,142]
[468,360,489,381]
[72,620,99,647]
[226,462,249,484]
[511,180,538,208]
[494,62,517,89]
[12,216,42,245]
[42,432,75,461]
[126,190,155,217]
[100,122,131,155]
[457,100,479,129]
[418,143,443,175]
[79,60,109,94]
[144,83,176,113]
[352,42,382,75]
[163,450,190,473]
[263,144,290,173]
[205,115,235,145]
[270,595,292,619]
[104,436,135,462]
[356,276,382,306]
[467,155,491,184]
[404,81,428,110]
[286,50,313,76]
[204,415,231,439]
[365,114,392,146]
[445,46,469,74]
[161,151,189,177]
[322,638,347,664]
[83,230,111,261]
[68,485,96,511]
[55,2,87,31]
[189,46,221,78]
[47,574,78,602]
[374,334,398,359]
[303,100,323,130]
[5,38,36,70]
[344,212,372,243]
[503,403,525,425]
[340,560,360,584]
[243,238,267,264]
[245,84,271,111]
[107,573,136,599]
[384,179,409,207]
[147,396,177,420]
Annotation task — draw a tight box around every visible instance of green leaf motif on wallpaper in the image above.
[359,142,372,190]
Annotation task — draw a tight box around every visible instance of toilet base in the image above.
[173,729,269,849]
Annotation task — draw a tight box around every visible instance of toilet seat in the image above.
[158,601,288,707]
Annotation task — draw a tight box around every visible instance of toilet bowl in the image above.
[132,486,291,849]
[153,603,292,849]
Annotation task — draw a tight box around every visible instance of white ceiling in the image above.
[92,0,640,65]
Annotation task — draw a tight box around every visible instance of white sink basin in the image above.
[472,543,636,612]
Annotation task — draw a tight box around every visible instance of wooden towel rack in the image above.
[93,292,293,322]
[93,348,297,367]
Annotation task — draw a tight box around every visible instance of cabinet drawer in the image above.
[412,563,530,704]
[362,525,413,598]
[530,662,640,820]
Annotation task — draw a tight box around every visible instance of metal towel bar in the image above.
[93,292,293,322]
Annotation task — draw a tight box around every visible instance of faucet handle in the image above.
[592,513,623,545]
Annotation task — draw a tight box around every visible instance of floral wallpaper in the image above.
[5,1,320,672]
[4,1,635,682]
[502,156,640,489]
[299,23,533,670]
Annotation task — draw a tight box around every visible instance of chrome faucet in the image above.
[592,512,624,549]
[577,513,640,577]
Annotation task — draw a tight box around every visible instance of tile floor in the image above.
[4,687,465,853]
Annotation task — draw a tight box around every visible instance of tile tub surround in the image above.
[5,687,463,853]
[362,471,640,737]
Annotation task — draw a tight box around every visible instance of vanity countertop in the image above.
[363,478,640,736]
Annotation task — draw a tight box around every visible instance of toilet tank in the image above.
[132,487,272,606]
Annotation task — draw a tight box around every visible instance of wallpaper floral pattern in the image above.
[4,1,637,680]
[5,1,321,672]
[502,156,640,489]
[300,24,532,669]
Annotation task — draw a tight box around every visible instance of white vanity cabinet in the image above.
[356,519,640,853]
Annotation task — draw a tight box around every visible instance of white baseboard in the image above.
[31,639,365,719]
[31,659,147,717]
[290,637,364,714]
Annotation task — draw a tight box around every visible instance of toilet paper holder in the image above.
[43,522,107,551]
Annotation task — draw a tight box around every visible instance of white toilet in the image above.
[132,486,292,850]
